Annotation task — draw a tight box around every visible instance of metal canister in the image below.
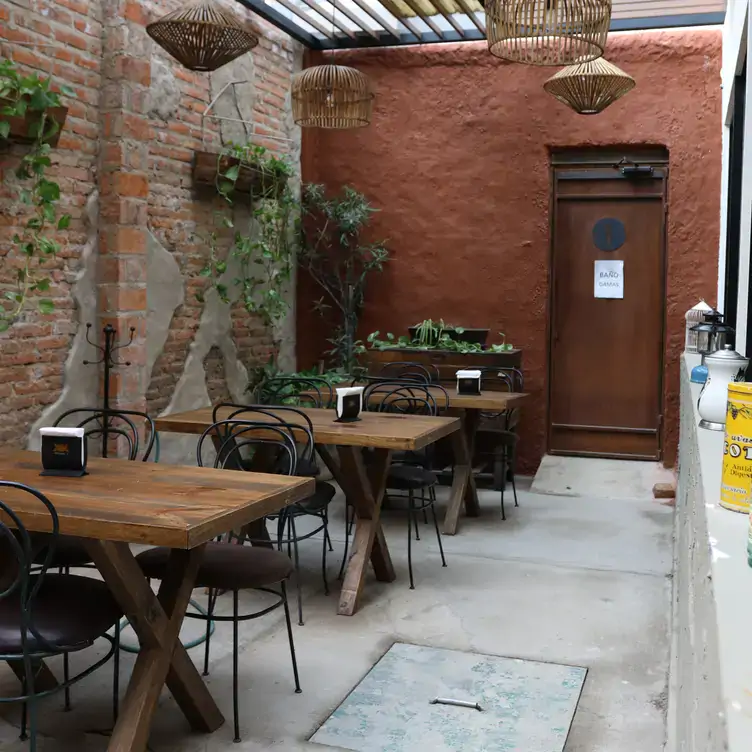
[721,382,752,513]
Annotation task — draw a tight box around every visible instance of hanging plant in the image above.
[0,58,72,332]
[199,142,297,364]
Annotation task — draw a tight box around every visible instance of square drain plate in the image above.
[311,643,586,751]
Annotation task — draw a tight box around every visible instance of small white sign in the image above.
[594,259,624,299]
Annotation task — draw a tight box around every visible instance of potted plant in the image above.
[407,319,490,347]
[0,58,70,148]
[193,143,292,200]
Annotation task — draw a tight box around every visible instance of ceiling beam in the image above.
[272,0,338,38]
[233,0,324,47]
[453,0,485,33]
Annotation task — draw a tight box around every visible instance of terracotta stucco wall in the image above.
[299,28,722,472]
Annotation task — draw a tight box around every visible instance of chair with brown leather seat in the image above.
[0,481,122,752]
[214,402,337,626]
[136,419,302,743]
[31,407,155,710]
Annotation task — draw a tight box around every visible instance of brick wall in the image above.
[0,0,301,447]
[0,0,103,447]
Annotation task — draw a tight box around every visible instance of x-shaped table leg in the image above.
[317,445,395,615]
[443,412,480,535]
[84,540,224,752]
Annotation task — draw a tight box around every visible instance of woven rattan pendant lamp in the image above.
[486,0,612,66]
[544,57,635,114]
[291,0,373,129]
[292,64,374,129]
[146,0,259,72]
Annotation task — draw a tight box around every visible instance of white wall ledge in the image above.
[669,355,752,751]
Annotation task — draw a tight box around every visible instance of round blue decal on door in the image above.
[592,218,626,251]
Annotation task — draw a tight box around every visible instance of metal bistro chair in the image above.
[349,384,448,590]
[137,419,302,744]
[0,482,122,751]
[257,376,335,409]
[477,367,523,519]
[212,403,337,625]
[376,361,439,384]
[32,408,156,710]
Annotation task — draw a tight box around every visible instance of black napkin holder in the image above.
[40,427,88,477]
[335,387,364,423]
[456,369,482,396]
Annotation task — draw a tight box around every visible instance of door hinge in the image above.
[664,202,669,216]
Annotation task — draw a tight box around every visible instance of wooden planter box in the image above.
[0,98,68,148]
[193,150,288,199]
[365,347,522,385]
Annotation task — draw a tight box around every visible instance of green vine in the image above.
[0,58,72,332]
[200,142,296,360]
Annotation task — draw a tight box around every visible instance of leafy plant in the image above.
[200,142,297,363]
[0,57,72,332]
[367,329,513,353]
[246,360,353,403]
[299,183,389,373]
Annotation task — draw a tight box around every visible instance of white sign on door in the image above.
[594,259,624,299]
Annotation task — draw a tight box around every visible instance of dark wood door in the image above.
[548,163,667,460]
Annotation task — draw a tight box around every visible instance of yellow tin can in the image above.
[721,382,752,513]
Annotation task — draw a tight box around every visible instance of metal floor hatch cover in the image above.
[310,643,587,751]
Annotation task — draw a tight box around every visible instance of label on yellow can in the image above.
[721,382,752,513]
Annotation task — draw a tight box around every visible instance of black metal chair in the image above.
[212,403,336,625]
[0,482,122,751]
[136,420,302,743]
[257,376,335,408]
[346,384,448,590]
[376,361,439,384]
[32,408,156,710]
[477,368,523,518]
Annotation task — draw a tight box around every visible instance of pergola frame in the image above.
[234,0,724,50]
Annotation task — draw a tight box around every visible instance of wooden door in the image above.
[548,158,667,460]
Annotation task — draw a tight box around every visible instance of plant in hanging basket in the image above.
[193,144,291,199]
[0,59,71,148]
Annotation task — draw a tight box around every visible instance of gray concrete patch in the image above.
[531,455,675,500]
[28,190,100,449]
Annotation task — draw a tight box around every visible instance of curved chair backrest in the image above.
[377,361,437,384]
[212,402,315,467]
[53,408,156,461]
[0,482,59,652]
[258,377,334,409]
[478,367,524,393]
[372,384,447,417]
[365,381,449,415]
[198,419,298,476]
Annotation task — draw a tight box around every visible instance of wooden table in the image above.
[155,407,475,616]
[0,450,314,752]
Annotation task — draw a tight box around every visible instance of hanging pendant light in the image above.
[146,0,259,72]
[291,0,373,129]
[486,0,611,66]
[292,64,374,129]
[543,57,635,114]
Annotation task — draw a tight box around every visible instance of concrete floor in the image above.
[0,477,674,752]
[531,455,675,500]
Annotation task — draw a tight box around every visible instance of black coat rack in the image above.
[83,323,135,458]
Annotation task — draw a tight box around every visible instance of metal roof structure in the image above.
[234,0,726,49]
